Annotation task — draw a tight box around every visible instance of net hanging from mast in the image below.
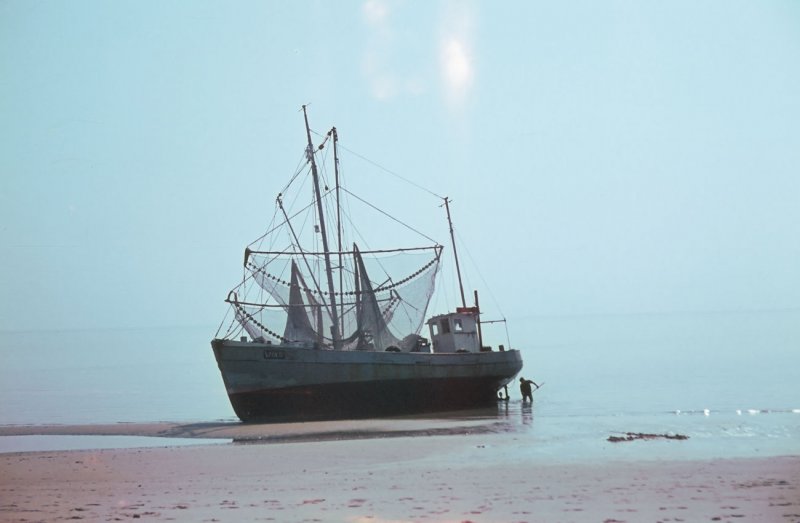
[229,245,441,350]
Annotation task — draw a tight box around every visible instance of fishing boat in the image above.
[211,107,523,422]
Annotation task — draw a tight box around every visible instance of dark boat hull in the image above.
[212,339,523,422]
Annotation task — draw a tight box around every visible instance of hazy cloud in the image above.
[360,0,426,101]
[438,1,475,110]
[360,0,475,108]
[362,0,389,26]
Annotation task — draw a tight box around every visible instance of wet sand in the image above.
[1,423,798,522]
[0,416,501,443]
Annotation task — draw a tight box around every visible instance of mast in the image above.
[332,126,345,339]
[443,196,467,308]
[302,105,342,350]
[474,289,484,350]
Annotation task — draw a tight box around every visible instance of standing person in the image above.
[519,377,539,402]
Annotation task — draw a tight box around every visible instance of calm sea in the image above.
[1,310,798,457]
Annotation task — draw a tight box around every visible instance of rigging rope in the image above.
[246,254,439,297]
[233,302,289,343]
[280,149,313,199]
[453,226,505,319]
[340,187,439,244]
[451,226,514,348]
[335,141,444,200]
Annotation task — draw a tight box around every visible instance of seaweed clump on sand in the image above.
[607,432,689,443]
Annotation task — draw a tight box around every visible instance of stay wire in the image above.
[339,187,439,245]
[335,140,444,200]
[309,127,441,245]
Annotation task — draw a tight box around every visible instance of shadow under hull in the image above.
[229,375,514,422]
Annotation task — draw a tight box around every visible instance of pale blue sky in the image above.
[1,0,799,332]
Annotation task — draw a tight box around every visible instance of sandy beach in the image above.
[1,422,798,523]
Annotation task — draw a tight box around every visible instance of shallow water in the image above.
[1,310,798,457]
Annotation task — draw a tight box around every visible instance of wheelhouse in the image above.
[427,309,480,353]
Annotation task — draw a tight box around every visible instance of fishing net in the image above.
[230,245,441,350]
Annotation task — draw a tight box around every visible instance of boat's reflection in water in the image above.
[227,400,537,445]
[384,400,538,436]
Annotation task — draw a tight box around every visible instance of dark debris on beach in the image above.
[607,432,689,443]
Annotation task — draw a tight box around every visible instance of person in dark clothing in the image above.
[497,384,511,402]
[519,377,539,402]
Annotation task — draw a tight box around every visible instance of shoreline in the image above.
[0,416,503,445]
[1,433,798,522]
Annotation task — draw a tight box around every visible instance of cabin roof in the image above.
[427,311,477,323]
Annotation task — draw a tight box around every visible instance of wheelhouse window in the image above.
[440,319,451,334]
[454,318,463,331]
